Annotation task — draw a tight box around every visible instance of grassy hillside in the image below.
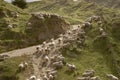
[84,0,120,9]
[0,0,120,80]
[27,0,98,24]
[26,0,120,80]
[56,19,120,80]
[0,0,31,52]
[0,55,33,80]
[27,0,120,24]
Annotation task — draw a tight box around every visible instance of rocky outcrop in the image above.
[26,13,70,42]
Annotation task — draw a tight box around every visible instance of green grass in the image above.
[0,1,31,52]
[0,0,120,80]
[0,55,33,80]
[55,17,120,80]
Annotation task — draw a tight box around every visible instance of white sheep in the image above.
[59,34,64,37]
[84,22,92,28]
[42,41,47,47]
[82,70,95,77]
[50,55,58,63]
[86,17,93,23]
[7,24,13,28]
[57,37,63,46]
[106,74,118,80]
[36,46,41,52]
[27,22,32,25]
[43,75,48,80]
[45,47,50,55]
[51,38,54,42]
[44,56,49,62]
[52,61,63,69]
[57,55,65,62]
[66,63,76,72]
[98,21,102,26]
[48,74,54,80]
[29,75,36,80]
[49,70,57,76]
[67,30,72,35]
[99,27,104,33]
[18,62,25,71]
[24,62,28,68]
[49,41,56,49]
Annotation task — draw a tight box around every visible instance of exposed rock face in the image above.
[26,13,70,42]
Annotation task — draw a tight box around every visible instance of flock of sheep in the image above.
[17,15,118,80]
[77,70,118,80]
[7,11,19,29]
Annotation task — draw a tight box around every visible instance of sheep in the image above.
[59,34,64,37]
[52,61,64,69]
[57,55,65,63]
[27,22,32,26]
[29,75,36,80]
[48,74,54,80]
[66,63,76,72]
[24,62,28,68]
[49,70,57,76]
[99,27,104,33]
[15,14,19,18]
[101,31,108,37]
[50,55,58,63]
[50,55,65,65]
[48,70,57,79]
[51,38,54,42]
[49,41,56,49]
[34,46,43,57]
[7,24,13,28]
[92,16,101,22]
[82,22,91,29]
[11,11,19,18]
[57,37,63,46]
[97,21,102,26]
[43,75,48,80]
[36,46,41,52]
[82,70,95,77]
[42,41,47,47]
[18,62,25,71]
[44,47,50,55]
[77,77,90,80]
[90,76,100,80]
[42,55,49,67]
[67,30,72,35]
[44,56,49,62]
[106,74,118,80]
[86,17,93,23]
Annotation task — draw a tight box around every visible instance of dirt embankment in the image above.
[26,13,70,43]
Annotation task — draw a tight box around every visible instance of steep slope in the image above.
[0,0,120,80]
[26,12,70,43]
